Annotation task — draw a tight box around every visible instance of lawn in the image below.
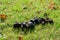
[0,0,60,40]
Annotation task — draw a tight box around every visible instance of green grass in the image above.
[0,0,60,40]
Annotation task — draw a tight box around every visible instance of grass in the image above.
[0,0,60,40]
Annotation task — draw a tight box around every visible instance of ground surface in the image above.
[0,0,60,40]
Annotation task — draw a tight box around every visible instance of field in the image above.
[0,0,60,40]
